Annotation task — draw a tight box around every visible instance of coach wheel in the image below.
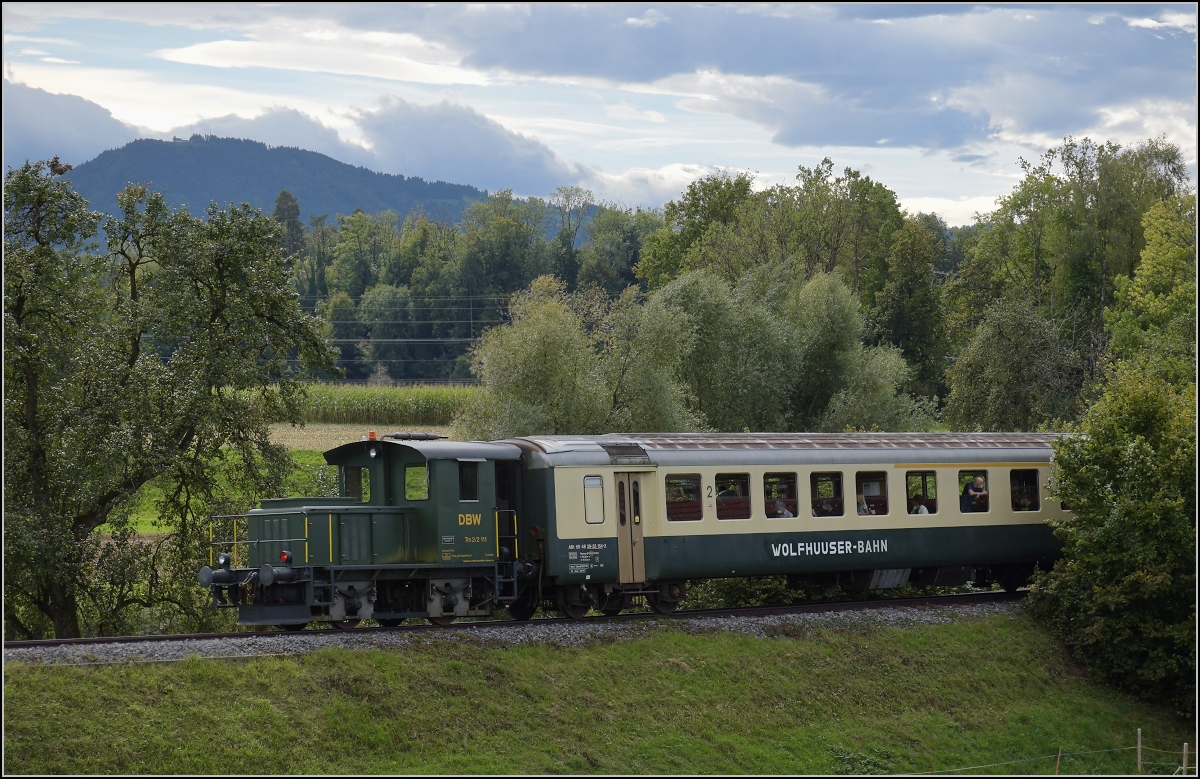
[646,593,678,615]
[428,616,457,626]
[999,570,1029,593]
[377,619,404,627]
[331,619,361,630]
[556,588,590,620]
[507,589,539,621]
[277,623,308,632]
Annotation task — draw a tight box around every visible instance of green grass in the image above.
[4,610,1192,774]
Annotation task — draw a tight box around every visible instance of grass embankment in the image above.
[4,610,1192,774]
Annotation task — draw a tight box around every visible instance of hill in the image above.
[64,135,488,224]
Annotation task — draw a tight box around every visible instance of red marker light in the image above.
[280,551,292,564]
[530,527,539,537]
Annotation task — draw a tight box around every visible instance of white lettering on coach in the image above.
[770,539,889,557]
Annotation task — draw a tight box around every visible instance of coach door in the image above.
[615,472,652,584]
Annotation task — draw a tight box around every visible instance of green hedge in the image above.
[296,383,476,425]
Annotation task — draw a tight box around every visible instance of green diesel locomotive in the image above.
[199,431,1066,627]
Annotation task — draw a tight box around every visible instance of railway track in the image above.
[4,590,1022,655]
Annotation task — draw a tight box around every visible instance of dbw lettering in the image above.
[458,513,482,526]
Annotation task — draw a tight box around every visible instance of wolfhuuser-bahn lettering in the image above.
[770,539,888,557]
[198,432,1065,627]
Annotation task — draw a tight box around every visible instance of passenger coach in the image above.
[199,432,1066,628]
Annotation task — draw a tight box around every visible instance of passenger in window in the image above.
[773,500,794,518]
[857,494,870,515]
[908,498,929,515]
[1015,494,1033,511]
[960,477,988,512]
[814,498,835,516]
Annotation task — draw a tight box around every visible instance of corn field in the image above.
[296,383,477,425]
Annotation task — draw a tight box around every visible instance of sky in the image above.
[2,2,1196,226]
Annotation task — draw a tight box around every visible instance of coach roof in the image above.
[506,432,1066,468]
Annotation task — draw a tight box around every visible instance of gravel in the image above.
[4,601,1020,667]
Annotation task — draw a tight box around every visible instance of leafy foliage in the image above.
[4,160,337,638]
[1030,366,1196,715]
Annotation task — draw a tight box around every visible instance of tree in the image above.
[1105,193,1196,385]
[456,276,695,439]
[944,297,1080,432]
[271,189,305,257]
[4,160,337,638]
[635,171,755,288]
[360,284,413,381]
[868,217,948,398]
[1029,365,1195,714]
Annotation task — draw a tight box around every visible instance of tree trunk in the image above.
[47,580,83,639]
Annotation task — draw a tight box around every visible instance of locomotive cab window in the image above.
[343,466,371,503]
[716,473,751,520]
[764,473,797,518]
[1010,469,1040,511]
[405,462,429,501]
[583,476,605,524]
[906,471,937,514]
[958,470,989,513]
[666,474,703,521]
[810,472,844,516]
[459,460,480,502]
[855,471,888,516]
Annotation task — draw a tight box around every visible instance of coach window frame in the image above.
[715,473,752,520]
[1009,468,1041,512]
[763,472,798,518]
[905,470,937,514]
[810,471,844,517]
[583,475,605,524]
[665,473,704,522]
[958,470,990,513]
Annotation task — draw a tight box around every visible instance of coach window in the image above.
[666,474,703,521]
[810,472,844,517]
[404,463,429,501]
[905,470,937,514]
[583,476,605,524]
[344,466,371,503]
[459,460,480,502]
[1010,469,1040,512]
[958,470,989,513]
[716,473,751,520]
[764,473,798,518]
[855,471,888,516]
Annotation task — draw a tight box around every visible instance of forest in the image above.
[277,135,1193,439]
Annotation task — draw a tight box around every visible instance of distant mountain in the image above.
[65,135,488,224]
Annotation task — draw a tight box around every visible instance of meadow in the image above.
[4,609,1193,774]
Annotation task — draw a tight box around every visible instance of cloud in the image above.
[625,10,669,29]
[584,162,733,207]
[353,96,581,195]
[2,78,138,170]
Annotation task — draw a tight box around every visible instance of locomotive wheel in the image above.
[556,589,590,620]
[277,623,308,632]
[428,616,457,626]
[646,594,678,615]
[377,619,404,627]
[331,619,361,630]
